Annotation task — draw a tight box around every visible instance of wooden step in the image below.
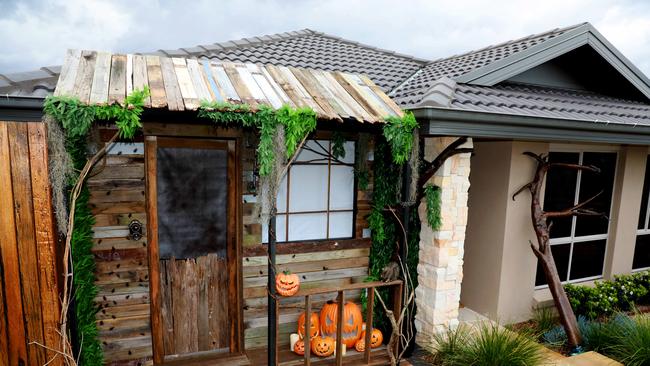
[554,351,622,366]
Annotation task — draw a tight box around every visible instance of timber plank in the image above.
[102,335,153,361]
[0,263,6,366]
[8,122,46,366]
[161,261,175,354]
[201,60,225,102]
[145,55,168,109]
[0,122,26,365]
[235,64,266,103]
[89,51,112,104]
[301,69,349,119]
[243,248,369,266]
[277,65,325,115]
[108,55,126,104]
[244,266,368,288]
[210,63,241,102]
[94,269,149,286]
[28,122,63,366]
[94,291,150,308]
[90,189,145,203]
[126,54,134,96]
[333,72,383,121]
[289,67,341,120]
[313,70,364,121]
[222,62,257,107]
[320,71,374,122]
[186,58,213,104]
[247,64,283,108]
[91,202,146,216]
[260,66,292,105]
[243,276,366,299]
[90,163,144,180]
[243,256,369,278]
[54,49,82,97]
[358,75,404,117]
[93,212,147,227]
[344,73,393,117]
[172,57,200,110]
[73,50,98,103]
[159,57,184,111]
[132,55,151,107]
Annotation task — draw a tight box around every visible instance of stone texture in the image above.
[415,137,472,344]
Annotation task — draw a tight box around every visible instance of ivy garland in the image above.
[43,89,149,366]
[382,111,418,164]
[424,184,442,230]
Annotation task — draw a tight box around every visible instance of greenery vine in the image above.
[382,111,418,164]
[43,89,149,366]
[424,184,442,230]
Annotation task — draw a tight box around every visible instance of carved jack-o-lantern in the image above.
[319,301,363,348]
[355,328,384,351]
[293,339,305,355]
[275,271,300,296]
[298,311,320,339]
[311,336,335,357]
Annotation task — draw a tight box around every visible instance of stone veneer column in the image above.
[415,137,472,344]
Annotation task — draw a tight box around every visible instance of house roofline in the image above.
[0,95,44,121]
[413,106,650,145]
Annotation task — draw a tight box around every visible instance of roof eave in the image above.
[0,95,44,121]
[412,106,650,145]
[454,23,650,101]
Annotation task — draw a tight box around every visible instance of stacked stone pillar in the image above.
[414,137,472,344]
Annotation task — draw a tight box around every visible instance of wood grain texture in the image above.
[133,55,151,107]
[172,57,200,109]
[54,49,82,97]
[89,51,112,104]
[8,122,46,366]
[145,56,168,109]
[73,50,98,104]
[28,122,63,366]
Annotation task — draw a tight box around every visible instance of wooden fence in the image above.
[0,121,62,366]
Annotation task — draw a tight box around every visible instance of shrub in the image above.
[564,270,650,319]
[605,313,650,366]
[434,323,543,366]
[532,306,557,336]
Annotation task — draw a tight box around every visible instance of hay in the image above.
[408,128,420,204]
[257,124,287,226]
[45,115,74,233]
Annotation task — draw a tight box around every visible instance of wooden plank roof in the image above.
[54,50,404,123]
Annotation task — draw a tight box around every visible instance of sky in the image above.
[1,0,650,75]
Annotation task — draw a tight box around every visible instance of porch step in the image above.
[553,351,622,366]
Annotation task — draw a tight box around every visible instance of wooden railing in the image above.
[274,280,403,366]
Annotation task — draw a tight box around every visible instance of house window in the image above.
[634,156,650,270]
[535,151,617,287]
[263,140,356,242]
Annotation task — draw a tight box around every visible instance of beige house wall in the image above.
[461,141,649,323]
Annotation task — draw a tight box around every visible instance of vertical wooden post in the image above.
[335,291,344,366]
[304,295,312,366]
[363,287,374,364]
[267,214,278,366]
[392,283,403,357]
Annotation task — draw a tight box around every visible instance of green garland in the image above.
[424,184,442,230]
[43,89,149,366]
[198,101,317,176]
[382,111,418,164]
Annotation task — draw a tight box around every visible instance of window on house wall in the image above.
[263,139,356,242]
[634,156,650,270]
[535,151,617,287]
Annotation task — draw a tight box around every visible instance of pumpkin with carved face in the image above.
[293,339,306,355]
[298,311,320,339]
[275,271,300,296]
[311,335,335,357]
[319,300,363,348]
[354,328,383,351]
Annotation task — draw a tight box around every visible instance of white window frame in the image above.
[535,149,617,289]
[634,155,650,271]
[264,139,356,243]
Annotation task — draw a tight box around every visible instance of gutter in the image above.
[0,95,45,121]
[412,107,650,146]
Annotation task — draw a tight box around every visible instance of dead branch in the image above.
[544,191,605,218]
[418,136,473,189]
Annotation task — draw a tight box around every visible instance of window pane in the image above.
[329,211,354,239]
[574,153,616,236]
[336,141,356,164]
[295,140,330,162]
[288,213,327,241]
[544,152,579,238]
[633,234,650,269]
[638,157,650,230]
[535,243,571,286]
[329,165,355,210]
[262,214,287,243]
[569,239,606,280]
[276,175,288,213]
[288,165,328,212]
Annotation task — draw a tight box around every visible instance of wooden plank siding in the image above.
[89,125,374,364]
[54,50,403,124]
[0,121,62,366]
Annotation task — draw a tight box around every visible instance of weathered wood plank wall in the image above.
[0,121,62,366]
[92,127,372,364]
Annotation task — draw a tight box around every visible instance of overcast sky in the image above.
[1,0,650,75]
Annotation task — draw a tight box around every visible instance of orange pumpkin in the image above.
[357,328,383,350]
[275,271,300,296]
[319,300,364,348]
[311,335,335,357]
[298,311,320,339]
[293,339,305,355]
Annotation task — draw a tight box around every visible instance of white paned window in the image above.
[535,151,617,287]
[263,139,356,242]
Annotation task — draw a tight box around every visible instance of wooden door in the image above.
[146,136,242,364]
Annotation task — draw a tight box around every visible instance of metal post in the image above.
[268,214,277,366]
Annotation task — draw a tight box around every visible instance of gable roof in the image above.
[54,50,403,123]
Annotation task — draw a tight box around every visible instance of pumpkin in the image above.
[357,328,383,350]
[297,311,320,339]
[293,339,305,355]
[275,271,300,296]
[319,300,364,348]
[311,335,335,357]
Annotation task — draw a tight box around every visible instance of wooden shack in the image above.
[0,49,405,366]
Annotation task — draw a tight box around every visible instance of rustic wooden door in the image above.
[146,136,242,364]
